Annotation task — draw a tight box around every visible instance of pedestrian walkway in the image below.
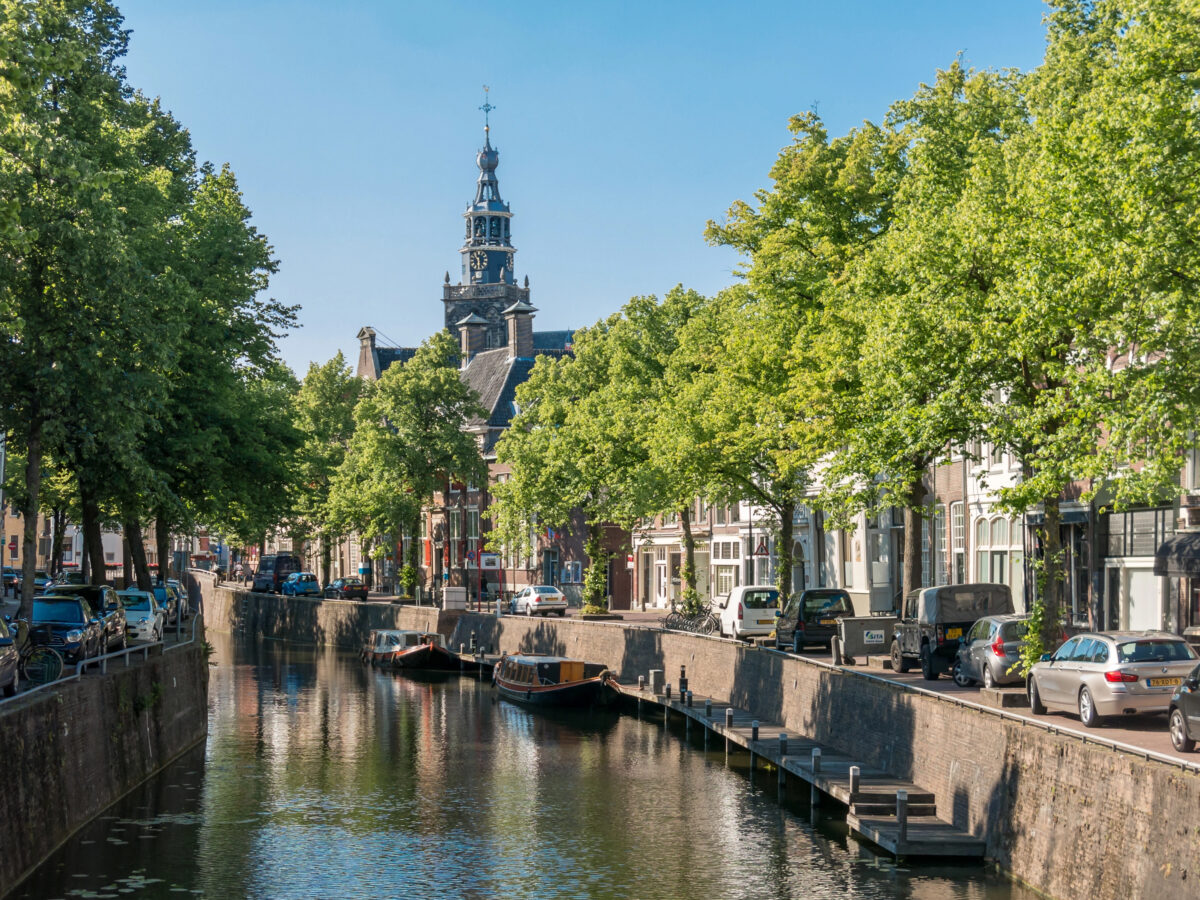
[612,679,986,860]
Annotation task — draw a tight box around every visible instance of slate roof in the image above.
[377,347,417,372]
[532,330,574,352]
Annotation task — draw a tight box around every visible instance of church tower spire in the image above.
[442,90,532,349]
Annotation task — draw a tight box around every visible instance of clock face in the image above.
[470,250,487,270]
[505,252,514,270]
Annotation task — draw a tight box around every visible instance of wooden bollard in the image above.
[725,707,734,755]
[638,675,645,691]
[896,790,908,844]
[751,720,759,742]
[849,765,860,796]
[810,748,822,807]
[778,733,787,790]
[705,698,712,718]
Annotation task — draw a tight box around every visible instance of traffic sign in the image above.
[754,539,768,557]
[466,550,476,562]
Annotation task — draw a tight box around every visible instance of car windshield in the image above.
[802,591,851,615]
[344,579,362,586]
[1115,639,1197,663]
[535,587,558,595]
[33,599,83,623]
[743,589,779,610]
[121,595,151,611]
[1000,620,1030,641]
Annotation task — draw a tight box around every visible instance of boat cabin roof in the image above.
[506,655,580,665]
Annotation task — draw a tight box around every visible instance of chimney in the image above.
[457,313,489,365]
[356,326,379,380]
[503,300,536,359]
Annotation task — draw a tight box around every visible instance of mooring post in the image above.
[704,698,712,718]
[724,706,734,755]
[686,690,693,708]
[751,720,759,742]
[665,683,672,701]
[778,734,787,790]
[810,748,822,807]
[896,790,908,844]
[638,674,645,691]
[849,765,860,796]
[679,664,688,696]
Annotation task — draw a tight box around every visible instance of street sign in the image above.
[481,553,500,570]
[754,539,768,557]
[626,554,634,570]
[466,550,476,562]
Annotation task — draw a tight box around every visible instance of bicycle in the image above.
[13,621,64,686]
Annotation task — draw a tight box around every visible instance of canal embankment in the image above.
[197,577,1200,900]
[0,628,208,899]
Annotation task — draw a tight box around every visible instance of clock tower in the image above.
[442,104,530,349]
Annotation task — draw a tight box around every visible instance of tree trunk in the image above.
[901,473,928,603]
[155,512,170,585]
[777,500,795,605]
[679,505,698,613]
[320,532,331,586]
[50,507,65,577]
[122,534,133,587]
[78,481,107,590]
[1038,496,1065,651]
[18,419,44,618]
[126,520,154,590]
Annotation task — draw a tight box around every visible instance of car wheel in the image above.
[525,605,533,617]
[1078,686,1102,727]
[952,660,973,688]
[556,609,566,617]
[1029,677,1046,714]
[117,633,127,652]
[792,635,802,655]
[890,640,911,674]
[920,646,939,681]
[1170,708,1196,753]
[983,665,996,690]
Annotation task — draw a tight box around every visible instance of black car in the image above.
[253,554,303,594]
[1,566,18,594]
[775,589,853,652]
[323,578,368,601]
[44,585,127,653]
[1169,661,1200,753]
[30,596,103,663]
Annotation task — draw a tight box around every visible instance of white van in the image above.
[713,585,780,639]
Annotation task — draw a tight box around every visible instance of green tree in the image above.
[329,332,485,588]
[292,352,364,584]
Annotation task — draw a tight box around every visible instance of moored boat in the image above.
[493,654,615,708]
[362,629,459,670]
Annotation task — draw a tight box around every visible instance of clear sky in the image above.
[117,0,1050,377]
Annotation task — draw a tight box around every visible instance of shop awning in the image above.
[1154,533,1200,577]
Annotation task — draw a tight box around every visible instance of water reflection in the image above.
[15,632,1037,899]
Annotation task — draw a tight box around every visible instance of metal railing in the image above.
[0,611,203,707]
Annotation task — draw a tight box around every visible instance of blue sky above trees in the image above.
[118,0,1047,375]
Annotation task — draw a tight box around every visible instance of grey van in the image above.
[891,583,1014,681]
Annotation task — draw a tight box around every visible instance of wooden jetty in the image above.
[612,680,986,861]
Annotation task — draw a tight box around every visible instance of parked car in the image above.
[774,588,853,652]
[167,579,191,618]
[1169,661,1200,752]
[509,585,567,617]
[282,572,322,597]
[952,614,1031,689]
[891,583,1014,680]
[2,567,19,593]
[323,578,368,601]
[19,570,53,595]
[1028,632,1199,727]
[118,589,165,643]
[713,585,780,640]
[252,554,303,594]
[0,616,18,697]
[43,584,127,652]
[30,595,103,663]
[150,584,182,624]
[53,570,87,586]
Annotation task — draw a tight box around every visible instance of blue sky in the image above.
[117,1,1049,376]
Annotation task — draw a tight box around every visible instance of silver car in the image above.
[510,585,568,617]
[118,589,165,643]
[1028,631,1199,727]
[953,614,1030,689]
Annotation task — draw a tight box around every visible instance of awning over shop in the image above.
[1025,507,1090,525]
[1154,533,1200,577]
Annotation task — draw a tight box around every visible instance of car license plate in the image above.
[946,627,963,640]
[757,619,775,625]
[1148,677,1181,688]
[819,619,837,626]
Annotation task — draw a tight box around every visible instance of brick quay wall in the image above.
[199,580,1200,900]
[0,635,208,898]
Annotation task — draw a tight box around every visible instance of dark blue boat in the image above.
[493,654,615,708]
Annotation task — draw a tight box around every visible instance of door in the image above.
[1040,637,1082,705]
[656,565,667,606]
[1184,663,1200,737]
[965,619,990,682]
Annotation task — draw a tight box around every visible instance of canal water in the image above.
[16,633,1039,900]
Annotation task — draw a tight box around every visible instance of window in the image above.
[466,510,480,540]
[696,498,707,522]
[990,443,1005,467]
[729,505,741,523]
[951,502,965,584]
[715,506,726,526]
[921,516,930,588]
[934,505,947,586]
[562,561,582,583]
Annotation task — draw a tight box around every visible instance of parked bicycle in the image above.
[12,620,65,686]
[661,609,719,636]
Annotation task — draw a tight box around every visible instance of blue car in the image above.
[282,572,321,598]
